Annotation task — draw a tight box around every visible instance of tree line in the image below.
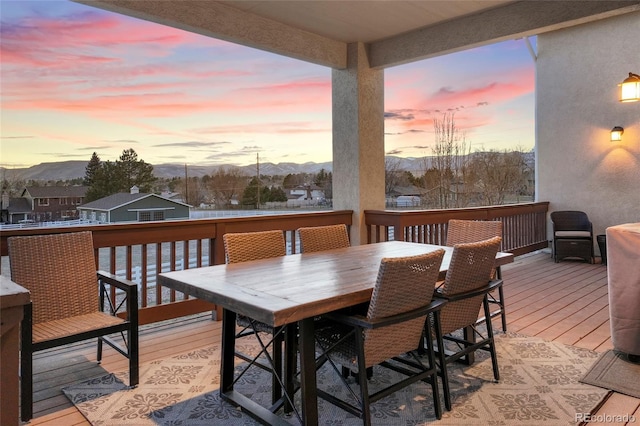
[177,166,332,208]
[2,114,533,210]
[80,148,333,208]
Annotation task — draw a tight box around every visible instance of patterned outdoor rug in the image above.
[63,333,609,425]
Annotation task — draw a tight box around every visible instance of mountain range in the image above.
[0,158,420,182]
[0,154,531,182]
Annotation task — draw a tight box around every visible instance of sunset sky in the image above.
[1,1,536,169]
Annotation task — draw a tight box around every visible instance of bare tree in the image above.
[385,157,411,196]
[468,150,529,205]
[206,167,248,208]
[423,113,471,208]
[183,176,206,206]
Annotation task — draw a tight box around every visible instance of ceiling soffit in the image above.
[76,1,640,69]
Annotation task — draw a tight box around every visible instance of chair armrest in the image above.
[325,298,447,330]
[97,270,138,295]
[435,279,503,302]
[96,271,139,320]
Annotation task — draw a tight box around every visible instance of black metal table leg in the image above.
[298,317,319,425]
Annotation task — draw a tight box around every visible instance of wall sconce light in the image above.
[619,72,640,102]
[610,126,624,141]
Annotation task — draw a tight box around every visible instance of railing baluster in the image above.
[141,243,148,308]
[170,242,177,302]
[155,242,162,307]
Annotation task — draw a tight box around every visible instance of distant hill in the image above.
[0,153,531,182]
[0,160,338,182]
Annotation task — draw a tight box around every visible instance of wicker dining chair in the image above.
[430,236,502,411]
[445,219,506,331]
[298,224,350,253]
[314,250,446,425]
[298,223,353,371]
[222,230,289,409]
[8,231,139,422]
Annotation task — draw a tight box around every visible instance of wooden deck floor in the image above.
[26,251,640,425]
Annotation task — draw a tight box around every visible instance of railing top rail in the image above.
[365,202,549,225]
[0,210,353,255]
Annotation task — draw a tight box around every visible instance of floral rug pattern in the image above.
[63,333,609,425]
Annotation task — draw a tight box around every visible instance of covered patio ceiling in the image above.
[77,0,640,69]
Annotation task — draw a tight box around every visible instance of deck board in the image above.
[25,251,638,425]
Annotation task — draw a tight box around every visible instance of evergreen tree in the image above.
[85,161,120,202]
[314,168,332,199]
[84,149,157,201]
[270,186,288,202]
[241,176,260,207]
[116,148,156,193]
[84,152,101,187]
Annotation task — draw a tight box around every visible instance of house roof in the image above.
[23,186,88,198]
[7,198,31,213]
[79,193,191,211]
[390,185,424,197]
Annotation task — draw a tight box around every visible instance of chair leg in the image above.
[341,365,350,379]
[495,267,507,332]
[124,285,139,388]
[424,318,442,420]
[498,285,507,332]
[431,312,451,411]
[97,337,103,363]
[355,334,372,426]
[483,298,500,382]
[129,321,139,387]
[341,365,373,381]
[20,303,33,422]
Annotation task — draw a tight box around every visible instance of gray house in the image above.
[78,188,190,223]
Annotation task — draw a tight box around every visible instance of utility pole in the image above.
[184,163,188,205]
[256,153,260,209]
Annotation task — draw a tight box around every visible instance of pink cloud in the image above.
[2,10,329,120]
[192,122,330,135]
[2,12,218,53]
[385,65,533,139]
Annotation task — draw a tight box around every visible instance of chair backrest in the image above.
[223,230,286,264]
[446,219,502,247]
[363,249,445,366]
[446,219,502,278]
[550,211,592,232]
[439,236,502,335]
[298,224,350,253]
[8,231,98,324]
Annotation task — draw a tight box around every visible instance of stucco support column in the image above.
[332,42,385,245]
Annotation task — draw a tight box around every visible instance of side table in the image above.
[1,275,31,426]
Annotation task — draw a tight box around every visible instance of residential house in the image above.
[1,186,88,223]
[0,192,30,224]
[288,185,325,201]
[78,187,191,223]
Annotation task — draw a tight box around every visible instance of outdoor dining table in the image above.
[158,240,514,425]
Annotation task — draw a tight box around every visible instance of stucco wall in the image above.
[537,11,640,246]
